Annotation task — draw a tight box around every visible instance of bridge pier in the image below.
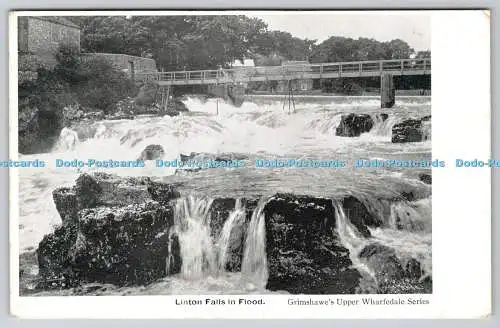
[207,84,245,107]
[380,73,395,108]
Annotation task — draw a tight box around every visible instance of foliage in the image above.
[310,37,415,63]
[19,44,137,114]
[74,56,138,112]
[72,15,427,72]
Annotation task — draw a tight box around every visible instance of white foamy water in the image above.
[217,199,246,271]
[241,199,269,289]
[18,95,432,294]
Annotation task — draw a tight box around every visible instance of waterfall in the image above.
[168,196,216,279]
[388,197,432,233]
[216,199,246,271]
[241,199,268,288]
[333,201,377,286]
[333,201,367,255]
[370,114,396,137]
[52,127,79,152]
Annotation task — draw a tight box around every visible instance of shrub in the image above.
[73,56,138,112]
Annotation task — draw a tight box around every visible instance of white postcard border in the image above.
[9,10,491,319]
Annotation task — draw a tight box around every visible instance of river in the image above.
[18,95,432,295]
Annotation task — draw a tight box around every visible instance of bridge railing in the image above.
[135,58,431,83]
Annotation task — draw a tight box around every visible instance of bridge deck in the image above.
[136,58,431,86]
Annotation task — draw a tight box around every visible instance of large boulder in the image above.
[137,144,165,161]
[391,119,423,143]
[38,173,181,287]
[38,201,174,287]
[336,114,374,137]
[359,243,405,285]
[263,194,361,294]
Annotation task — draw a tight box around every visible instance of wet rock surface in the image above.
[392,116,431,143]
[39,173,181,287]
[137,144,165,161]
[34,173,430,294]
[263,193,361,294]
[391,119,422,143]
[359,243,431,293]
[335,114,374,137]
[341,196,383,237]
[419,173,432,185]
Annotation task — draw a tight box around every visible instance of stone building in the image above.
[18,16,80,66]
[17,16,157,82]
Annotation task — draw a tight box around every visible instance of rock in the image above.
[421,115,431,121]
[41,173,183,286]
[419,173,432,185]
[18,105,64,154]
[391,119,423,143]
[405,258,424,279]
[38,201,174,286]
[263,194,361,294]
[180,152,199,162]
[359,243,405,285]
[62,105,105,126]
[378,278,432,294]
[52,172,180,222]
[214,152,249,162]
[377,113,389,122]
[341,196,382,237]
[74,173,103,208]
[162,110,180,117]
[400,191,415,202]
[106,111,135,120]
[138,144,165,161]
[37,224,79,288]
[52,188,78,225]
[335,114,374,137]
[147,181,181,204]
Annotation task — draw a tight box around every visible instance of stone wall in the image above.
[81,53,157,81]
[22,17,80,56]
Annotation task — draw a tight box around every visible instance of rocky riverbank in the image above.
[334,113,431,143]
[19,96,189,155]
[21,172,432,295]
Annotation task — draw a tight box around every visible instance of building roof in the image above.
[31,16,80,29]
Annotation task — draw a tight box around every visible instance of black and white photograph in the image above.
[14,11,434,298]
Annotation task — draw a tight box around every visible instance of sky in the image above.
[252,12,431,52]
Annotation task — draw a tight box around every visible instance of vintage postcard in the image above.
[9,10,490,318]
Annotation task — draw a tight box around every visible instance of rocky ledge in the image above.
[391,115,431,143]
[335,114,374,137]
[31,173,430,294]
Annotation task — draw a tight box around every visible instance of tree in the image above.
[415,50,431,58]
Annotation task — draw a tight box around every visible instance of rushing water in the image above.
[217,199,245,272]
[18,95,432,295]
